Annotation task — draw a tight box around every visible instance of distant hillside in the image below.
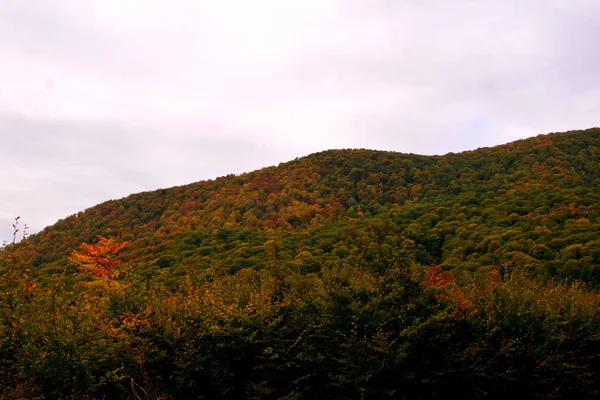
[22,127,600,284]
[3,128,600,399]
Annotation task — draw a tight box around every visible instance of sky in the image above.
[1,0,599,242]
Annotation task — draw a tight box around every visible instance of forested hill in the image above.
[4,128,600,399]
[24,128,600,284]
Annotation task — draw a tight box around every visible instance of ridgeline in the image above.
[1,128,600,399]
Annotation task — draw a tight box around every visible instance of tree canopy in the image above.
[1,128,600,398]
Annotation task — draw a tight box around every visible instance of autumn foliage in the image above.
[70,236,128,279]
[17,128,600,288]
[2,129,600,398]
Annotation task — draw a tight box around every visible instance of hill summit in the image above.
[26,128,600,284]
[2,128,600,399]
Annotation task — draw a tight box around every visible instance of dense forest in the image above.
[1,128,600,398]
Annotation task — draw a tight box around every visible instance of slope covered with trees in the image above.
[24,128,600,284]
[1,128,600,399]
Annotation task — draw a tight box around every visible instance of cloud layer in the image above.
[1,0,599,241]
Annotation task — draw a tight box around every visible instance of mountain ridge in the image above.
[16,127,600,285]
[3,128,600,398]
[35,128,597,225]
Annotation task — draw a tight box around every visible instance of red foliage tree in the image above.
[69,236,128,280]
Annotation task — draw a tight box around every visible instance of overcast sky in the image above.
[1,0,599,242]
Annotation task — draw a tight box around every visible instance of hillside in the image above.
[25,128,600,284]
[2,128,600,399]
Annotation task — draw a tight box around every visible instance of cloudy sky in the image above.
[1,0,599,242]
